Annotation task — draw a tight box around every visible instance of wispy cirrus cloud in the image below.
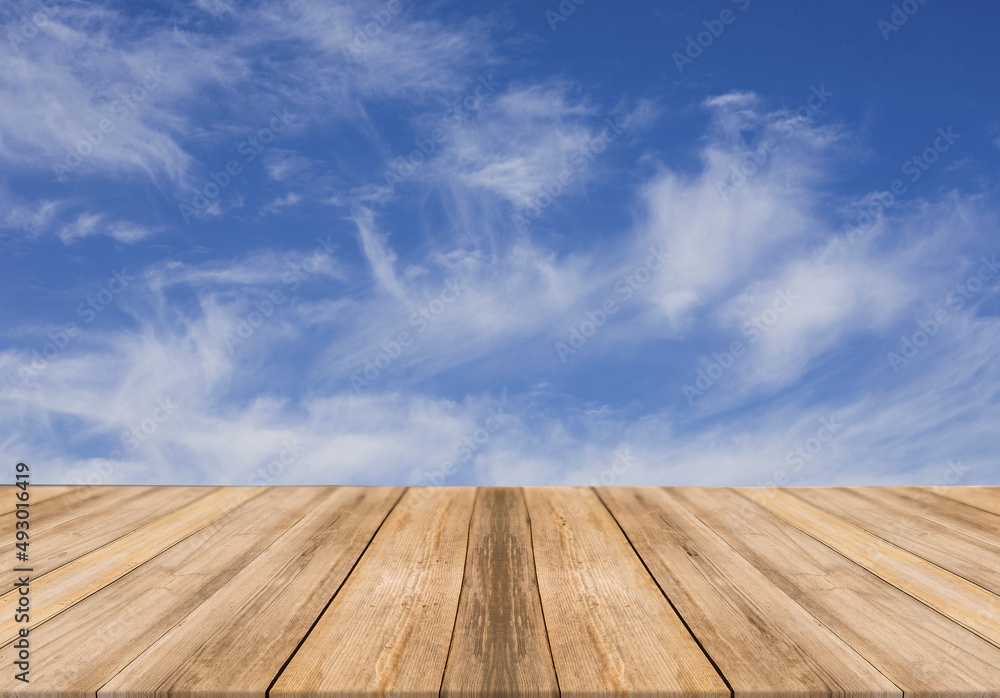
[0,0,493,234]
[1,0,997,488]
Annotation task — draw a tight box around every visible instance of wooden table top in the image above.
[2,485,999,697]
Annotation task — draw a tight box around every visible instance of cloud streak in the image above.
[1,2,997,487]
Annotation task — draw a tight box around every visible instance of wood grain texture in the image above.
[737,487,1000,648]
[867,486,1000,548]
[0,485,76,515]
[935,486,1000,517]
[0,485,124,535]
[523,487,728,698]
[598,487,897,697]
[271,487,477,698]
[1,486,210,579]
[1,485,998,698]
[791,486,1000,596]
[0,487,330,698]
[441,488,559,698]
[101,486,404,698]
[0,486,264,646]
[672,487,1000,698]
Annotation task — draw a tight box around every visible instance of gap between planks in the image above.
[5,486,1000,698]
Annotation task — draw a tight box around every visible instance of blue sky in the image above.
[1,0,998,487]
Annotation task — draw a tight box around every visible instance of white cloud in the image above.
[635,93,843,331]
[713,237,915,395]
[149,247,345,290]
[0,0,491,198]
[0,25,196,185]
[271,0,488,100]
[260,192,302,216]
[264,150,312,182]
[703,91,758,110]
[432,83,610,208]
[5,300,996,488]
[54,212,155,244]
[1,78,997,490]
[351,207,410,301]
[2,200,59,235]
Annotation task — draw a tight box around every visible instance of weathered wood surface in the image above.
[738,487,1000,647]
[524,487,729,698]
[598,487,897,696]
[271,487,476,698]
[441,488,559,698]
[1,485,998,697]
[673,487,1000,698]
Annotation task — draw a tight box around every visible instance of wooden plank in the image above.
[672,487,1000,697]
[0,486,264,646]
[736,487,1000,648]
[0,487,331,698]
[523,487,728,698]
[0,486,208,577]
[791,487,1000,596]
[0,487,123,542]
[441,488,558,698]
[53,484,211,516]
[868,486,1000,549]
[598,487,898,696]
[935,486,1000,517]
[101,486,404,698]
[271,487,476,698]
[0,485,77,515]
